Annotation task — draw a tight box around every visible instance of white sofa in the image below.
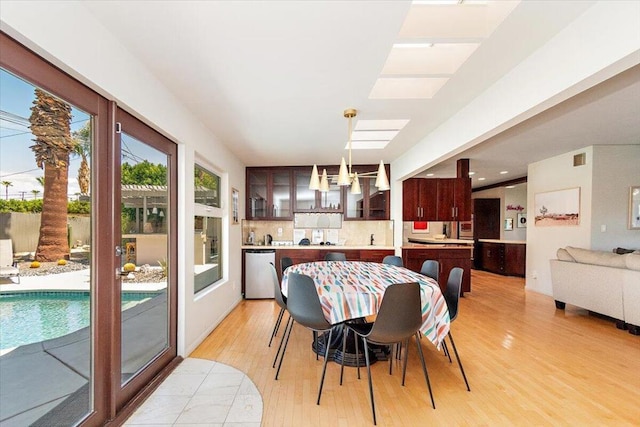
[550,246,640,335]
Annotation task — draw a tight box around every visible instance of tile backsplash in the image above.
[242,219,394,246]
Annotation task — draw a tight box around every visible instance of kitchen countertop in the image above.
[408,237,474,245]
[402,243,473,250]
[478,239,526,245]
[241,245,395,250]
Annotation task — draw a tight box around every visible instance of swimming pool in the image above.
[0,291,162,350]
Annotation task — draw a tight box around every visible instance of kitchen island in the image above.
[402,242,473,295]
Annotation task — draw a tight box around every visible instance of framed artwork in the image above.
[630,186,640,229]
[411,221,429,234]
[534,187,580,226]
[504,218,514,231]
[231,187,239,225]
[517,213,527,228]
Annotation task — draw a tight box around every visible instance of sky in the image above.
[0,69,166,200]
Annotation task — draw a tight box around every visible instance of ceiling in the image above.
[83,1,640,188]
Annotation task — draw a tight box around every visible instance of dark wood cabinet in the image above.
[403,178,470,222]
[401,247,472,295]
[246,169,293,220]
[345,167,390,220]
[402,178,437,221]
[477,241,526,277]
[293,168,344,213]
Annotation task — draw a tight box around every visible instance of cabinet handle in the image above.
[420,207,423,218]
[417,207,420,218]
[455,207,458,218]
[452,207,455,218]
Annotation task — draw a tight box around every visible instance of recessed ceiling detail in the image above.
[348,119,410,150]
[382,43,480,75]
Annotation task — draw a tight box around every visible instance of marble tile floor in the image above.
[124,358,262,427]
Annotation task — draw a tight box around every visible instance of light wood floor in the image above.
[191,270,640,426]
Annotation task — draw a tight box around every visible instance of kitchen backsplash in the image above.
[242,219,394,246]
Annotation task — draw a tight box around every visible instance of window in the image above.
[194,164,222,293]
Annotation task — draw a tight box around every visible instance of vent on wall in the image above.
[573,153,586,167]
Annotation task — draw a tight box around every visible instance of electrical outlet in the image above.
[600,224,606,232]
[277,227,283,236]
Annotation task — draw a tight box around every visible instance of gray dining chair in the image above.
[420,259,439,282]
[441,267,470,391]
[382,255,403,267]
[275,272,335,405]
[324,252,347,261]
[280,256,293,275]
[340,282,435,425]
[268,263,287,348]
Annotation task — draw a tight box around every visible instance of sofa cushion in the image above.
[626,254,640,271]
[565,246,628,268]
[556,248,575,262]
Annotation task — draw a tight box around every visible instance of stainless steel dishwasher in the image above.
[244,249,276,299]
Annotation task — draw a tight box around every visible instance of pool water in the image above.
[0,292,160,350]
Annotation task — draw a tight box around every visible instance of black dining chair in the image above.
[382,255,403,267]
[275,272,335,405]
[324,252,347,261]
[268,263,288,348]
[420,259,439,282]
[340,282,435,425]
[280,256,293,275]
[441,267,471,391]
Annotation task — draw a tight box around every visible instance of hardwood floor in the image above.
[191,270,640,426]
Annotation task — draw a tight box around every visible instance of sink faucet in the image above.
[370,234,375,246]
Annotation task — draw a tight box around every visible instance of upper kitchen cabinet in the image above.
[345,164,390,220]
[246,168,292,220]
[294,167,343,213]
[437,178,471,221]
[402,178,437,221]
[402,177,471,221]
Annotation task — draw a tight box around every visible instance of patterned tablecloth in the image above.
[282,261,450,348]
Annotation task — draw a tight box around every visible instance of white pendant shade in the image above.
[319,169,330,192]
[309,164,320,190]
[375,160,390,191]
[350,172,361,195]
[337,157,350,186]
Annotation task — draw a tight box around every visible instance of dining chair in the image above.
[324,252,347,261]
[382,255,403,267]
[420,259,439,282]
[268,263,288,348]
[275,272,335,405]
[280,256,293,275]
[441,267,471,391]
[340,282,435,425]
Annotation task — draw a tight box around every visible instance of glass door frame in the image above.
[0,32,178,425]
[113,108,178,410]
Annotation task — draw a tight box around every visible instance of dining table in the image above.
[281,260,451,366]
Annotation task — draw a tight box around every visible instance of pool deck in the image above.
[0,270,168,426]
[0,268,166,292]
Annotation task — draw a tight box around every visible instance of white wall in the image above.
[526,145,640,296]
[1,1,246,356]
[591,145,640,250]
[504,184,527,242]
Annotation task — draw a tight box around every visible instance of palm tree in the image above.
[31,189,40,199]
[29,88,74,261]
[1,181,12,200]
[72,122,91,195]
[36,176,44,187]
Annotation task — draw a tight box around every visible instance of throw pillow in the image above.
[565,246,628,268]
[626,254,640,271]
[556,248,575,262]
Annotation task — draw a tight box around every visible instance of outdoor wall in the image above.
[0,213,90,253]
[1,2,246,356]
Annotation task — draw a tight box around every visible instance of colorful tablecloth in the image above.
[282,261,450,348]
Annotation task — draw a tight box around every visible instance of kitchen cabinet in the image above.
[437,178,471,221]
[402,178,470,222]
[293,168,343,213]
[345,167,390,220]
[402,178,437,221]
[402,246,472,295]
[246,168,292,220]
[476,240,526,277]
